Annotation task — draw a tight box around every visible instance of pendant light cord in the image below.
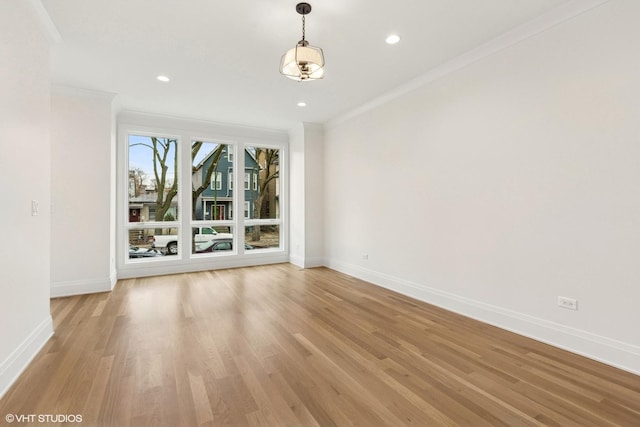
[301,15,306,42]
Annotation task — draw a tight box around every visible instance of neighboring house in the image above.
[128,169,178,223]
[128,191,178,244]
[128,191,178,222]
[192,146,260,221]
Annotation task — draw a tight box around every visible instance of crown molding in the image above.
[118,110,289,141]
[52,84,118,100]
[326,0,611,130]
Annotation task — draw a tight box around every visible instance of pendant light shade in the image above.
[280,42,325,81]
[280,3,325,81]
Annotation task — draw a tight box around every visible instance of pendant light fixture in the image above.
[280,3,325,81]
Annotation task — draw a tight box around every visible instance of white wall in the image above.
[324,0,640,374]
[303,124,325,266]
[50,87,116,297]
[289,124,306,266]
[110,99,119,286]
[290,123,325,268]
[0,0,54,398]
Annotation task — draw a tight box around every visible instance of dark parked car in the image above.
[195,239,253,253]
[129,245,163,258]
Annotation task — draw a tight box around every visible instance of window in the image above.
[128,135,179,223]
[126,134,180,258]
[210,172,222,190]
[192,141,231,224]
[246,147,279,220]
[245,225,280,251]
[244,146,282,250]
[119,119,287,274]
[192,141,234,254]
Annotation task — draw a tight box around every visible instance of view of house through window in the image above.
[245,146,281,250]
[125,134,284,262]
[191,141,234,255]
[128,135,180,256]
[192,141,231,222]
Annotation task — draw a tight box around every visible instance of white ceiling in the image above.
[41,0,572,131]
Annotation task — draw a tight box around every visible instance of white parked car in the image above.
[152,227,232,255]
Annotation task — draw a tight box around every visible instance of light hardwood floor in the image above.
[1,264,639,426]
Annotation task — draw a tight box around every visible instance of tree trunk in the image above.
[251,195,264,241]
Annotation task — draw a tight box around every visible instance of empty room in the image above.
[1,0,639,425]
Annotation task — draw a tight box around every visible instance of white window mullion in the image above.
[180,133,191,260]
[236,143,245,254]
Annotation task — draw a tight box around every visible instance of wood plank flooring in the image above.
[1,264,639,426]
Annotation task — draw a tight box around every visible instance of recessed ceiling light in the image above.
[156,75,170,82]
[297,102,307,107]
[385,34,400,45]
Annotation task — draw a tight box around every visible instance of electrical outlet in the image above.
[361,253,369,260]
[558,296,578,310]
[31,200,39,216]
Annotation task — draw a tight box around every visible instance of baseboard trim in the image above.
[326,259,640,376]
[302,257,325,268]
[51,276,114,298]
[289,255,325,269]
[289,254,304,268]
[110,268,118,290]
[0,316,54,399]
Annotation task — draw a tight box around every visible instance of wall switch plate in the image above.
[31,200,39,216]
[558,296,578,310]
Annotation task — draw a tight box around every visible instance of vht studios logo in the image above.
[5,413,83,423]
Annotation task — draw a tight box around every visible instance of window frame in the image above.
[122,130,182,262]
[117,115,289,279]
[243,145,284,252]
